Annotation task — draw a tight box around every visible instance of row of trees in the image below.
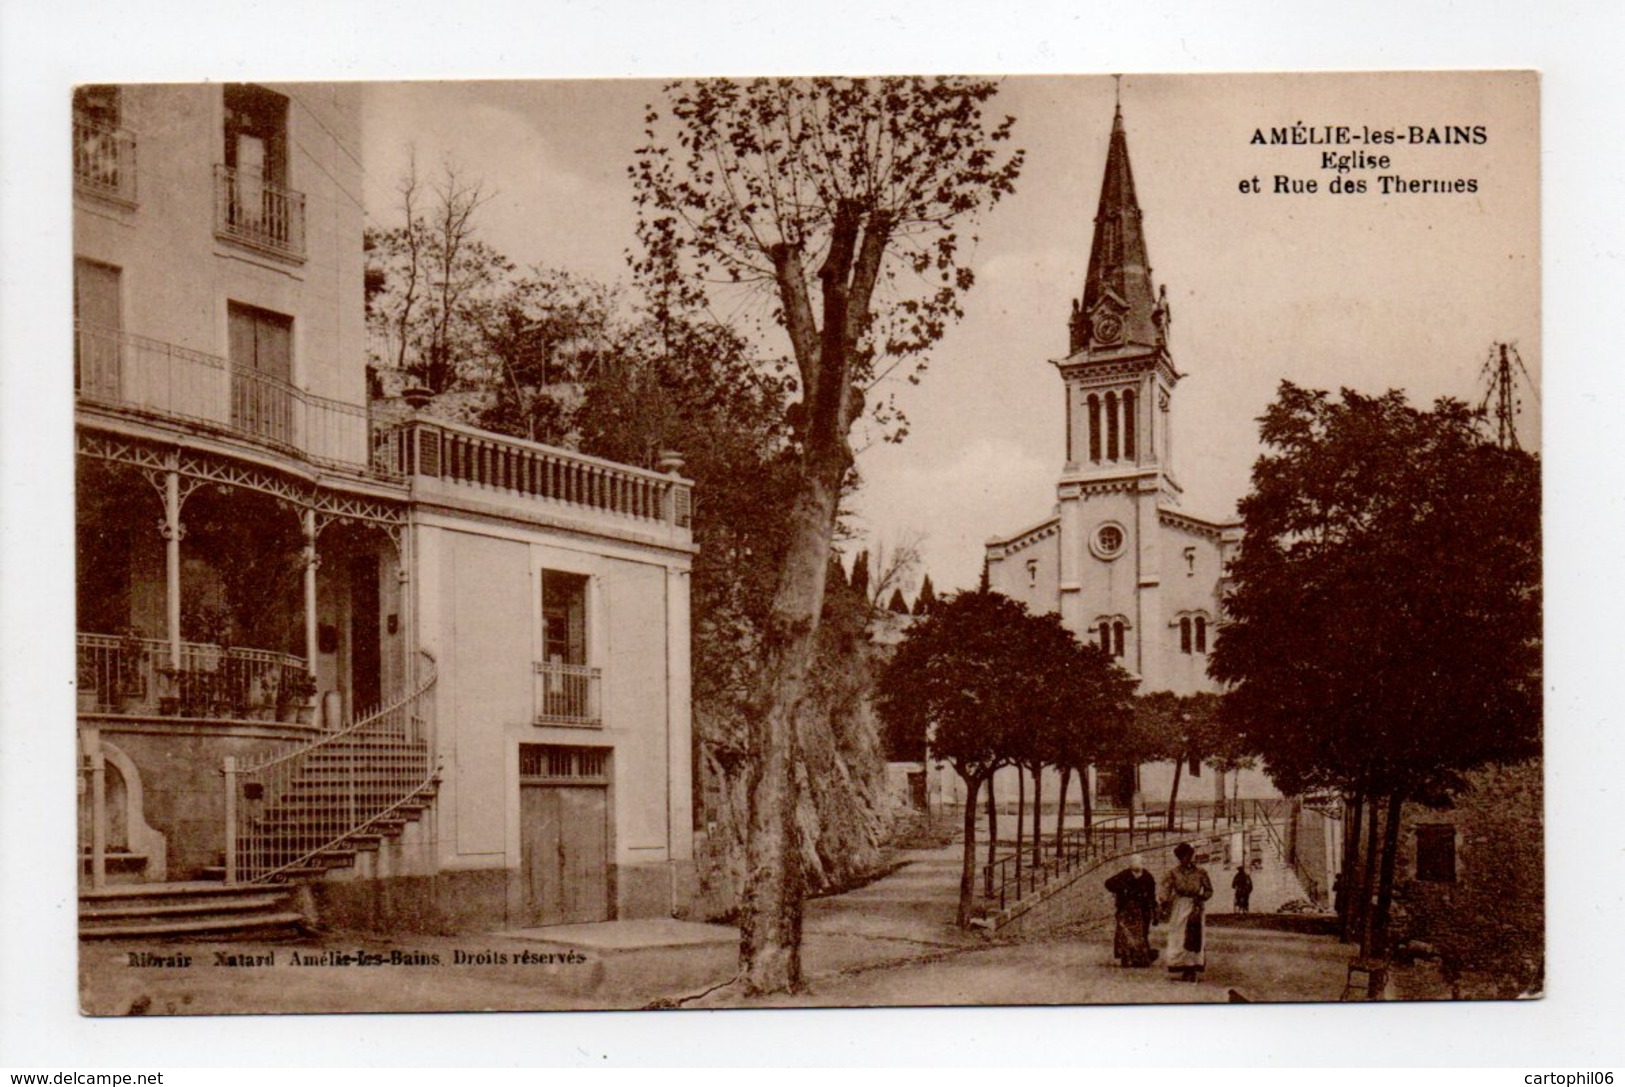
[875,590,1252,927]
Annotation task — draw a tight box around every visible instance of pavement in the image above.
[79,829,1361,1015]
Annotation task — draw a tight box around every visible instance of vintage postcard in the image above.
[72,71,1539,1015]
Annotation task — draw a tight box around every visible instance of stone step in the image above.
[81,893,290,921]
[81,911,308,940]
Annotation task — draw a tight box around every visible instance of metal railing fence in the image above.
[76,633,306,719]
[979,798,1276,916]
[74,324,387,475]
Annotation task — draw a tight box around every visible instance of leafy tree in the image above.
[1210,382,1540,966]
[1133,691,1227,829]
[876,591,1085,927]
[886,588,909,615]
[632,77,1023,991]
[1048,644,1137,852]
[474,268,619,444]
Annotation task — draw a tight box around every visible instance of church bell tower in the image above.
[1053,100,1183,664]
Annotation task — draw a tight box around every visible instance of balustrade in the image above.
[377,418,692,530]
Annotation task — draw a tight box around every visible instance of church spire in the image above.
[1068,101,1165,356]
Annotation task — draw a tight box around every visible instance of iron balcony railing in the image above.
[533,660,602,727]
[74,118,137,205]
[214,164,306,259]
[77,632,309,721]
[374,416,693,530]
[74,323,395,477]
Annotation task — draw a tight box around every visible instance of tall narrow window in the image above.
[219,84,302,256]
[74,259,122,399]
[1087,394,1101,461]
[1180,617,1193,654]
[1112,621,1125,659]
[1105,392,1120,460]
[1065,389,1074,462]
[542,571,589,666]
[228,301,294,444]
[1123,389,1136,459]
[1194,616,1208,653]
[1097,622,1110,653]
[536,570,598,726]
[73,86,134,202]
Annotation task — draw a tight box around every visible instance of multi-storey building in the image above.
[74,83,695,934]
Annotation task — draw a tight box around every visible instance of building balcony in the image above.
[374,415,694,542]
[214,165,305,261]
[74,323,394,478]
[78,633,311,723]
[533,661,602,728]
[74,117,137,206]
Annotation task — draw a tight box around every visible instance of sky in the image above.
[360,72,1539,597]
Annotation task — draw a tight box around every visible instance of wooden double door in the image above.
[520,778,609,927]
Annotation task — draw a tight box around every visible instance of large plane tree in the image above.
[631,77,1023,992]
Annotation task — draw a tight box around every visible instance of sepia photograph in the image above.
[62,70,1545,1019]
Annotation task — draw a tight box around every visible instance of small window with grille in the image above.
[519,744,610,784]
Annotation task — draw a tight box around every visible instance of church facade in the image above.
[983,104,1273,812]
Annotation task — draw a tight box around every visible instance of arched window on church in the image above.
[1105,391,1120,460]
[1180,616,1193,654]
[1113,620,1126,659]
[1194,616,1207,653]
[1123,389,1136,459]
[1087,394,1101,462]
[1097,621,1110,653]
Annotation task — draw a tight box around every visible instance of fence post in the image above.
[223,755,238,885]
[87,728,107,890]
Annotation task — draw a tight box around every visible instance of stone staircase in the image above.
[79,882,310,940]
[224,735,438,882]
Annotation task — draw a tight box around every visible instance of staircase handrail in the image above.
[246,762,441,886]
[228,650,437,884]
[239,650,436,777]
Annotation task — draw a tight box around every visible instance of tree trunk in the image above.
[957,773,982,928]
[1341,790,1364,943]
[1031,764,1045,869]
[1014,769,1025,886]
[1054,766,1070,858]
[738,454,844,994]
[1166,755,1184,832]
[1358,794,1381,959]
[986,774,998,876]
[1082,767,1094,845]
[1368,791,1406,998]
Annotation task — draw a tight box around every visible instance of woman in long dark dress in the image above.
[1104,853,1158,967]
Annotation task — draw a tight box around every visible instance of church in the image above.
[982,102,1275,813]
